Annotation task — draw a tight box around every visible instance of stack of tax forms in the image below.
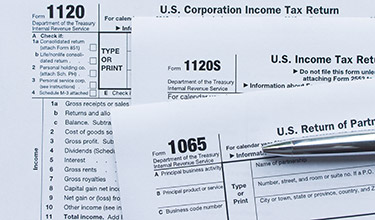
[111,17,375,220]
[112,79,375,220]
[6,3,375,219]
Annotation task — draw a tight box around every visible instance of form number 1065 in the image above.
[168,137,207,154]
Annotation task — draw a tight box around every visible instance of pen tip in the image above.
[262,142,294,155]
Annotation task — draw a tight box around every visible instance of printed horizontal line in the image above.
[32,97,130,100]
[253,163,375,180]
[167,91,241,94]
[222,156,279,164]
[313,212,375,220]
[154,161,222,171]
[32,31,131,34]
[156,181,223,190]
[158,200,225,209]
[154,156,280,171]
[98,88,131,90]
[256,183,375,199]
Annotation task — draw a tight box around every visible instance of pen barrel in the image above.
[292,133,375,156]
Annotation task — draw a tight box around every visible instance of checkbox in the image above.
[89,70,97,77]
[90,82,97,89]
[89,90,97,97]
[89,44,97,51]
[89,57,97,65]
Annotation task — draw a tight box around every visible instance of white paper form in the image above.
[28,2,375,220]
[5,1,375,219]
[103,0,375,18]
[112,80,375,220]
[131,17,375,104]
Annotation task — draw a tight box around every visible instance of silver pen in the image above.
[262,132,375,156]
